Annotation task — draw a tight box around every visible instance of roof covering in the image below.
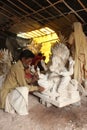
[17,27,56,38]
[0,0,87,37]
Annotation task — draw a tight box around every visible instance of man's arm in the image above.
[15,67,44,92]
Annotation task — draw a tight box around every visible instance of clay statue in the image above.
[34,43,81,107]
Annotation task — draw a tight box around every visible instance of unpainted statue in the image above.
[34,43,81,107]
[0,49,12,87]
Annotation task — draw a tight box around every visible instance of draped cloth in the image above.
[68,22,87,83]
[5,86,29,115]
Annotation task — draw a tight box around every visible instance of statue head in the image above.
[49,43,70,72]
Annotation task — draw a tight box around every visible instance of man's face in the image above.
[22,58,33,68]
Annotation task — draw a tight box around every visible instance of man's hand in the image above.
[31,73,39,83]
[38,86,45,92]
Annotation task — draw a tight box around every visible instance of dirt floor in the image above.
[0,94,87,130]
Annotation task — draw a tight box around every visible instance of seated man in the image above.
[0,49,44,115]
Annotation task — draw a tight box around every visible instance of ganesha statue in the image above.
[34,43,81,107]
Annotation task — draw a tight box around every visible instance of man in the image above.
[0,49,44,115]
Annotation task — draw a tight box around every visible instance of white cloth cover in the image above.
[5,86,29,115]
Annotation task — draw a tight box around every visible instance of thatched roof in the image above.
[0,0,87,38]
